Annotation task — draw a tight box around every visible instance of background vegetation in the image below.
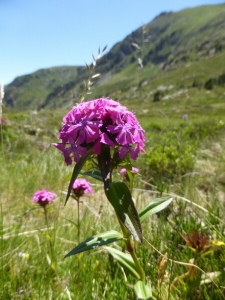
[1,3,225,299]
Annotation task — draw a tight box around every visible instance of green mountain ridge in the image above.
[4,3,225,111]
[5,66,84,109]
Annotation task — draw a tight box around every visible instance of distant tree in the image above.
[153,91,163,102]
[218,73,225,86]
[204,78,215,90]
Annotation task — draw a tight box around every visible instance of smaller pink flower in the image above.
[1,117,7,124]
[120,167,139,180]
[31,190,57,207]
[183,114,188,120]
[71,178,93,198]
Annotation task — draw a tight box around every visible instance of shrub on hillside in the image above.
[204,78,215,90]
[0,121,18,143]
[143,120,225,190]
[218,73,225,86]
[153,90,163,102]
[144,132,196,187]
[204,72,225,90]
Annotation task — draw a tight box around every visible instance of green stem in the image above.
[0,202,5,291]
[117,216,145,281]
[77,197,80,243]
[44,207,56,270]
[109,164,145,281]
[44,207,49,227]
[0,122,3,152]
[129,243,145,281]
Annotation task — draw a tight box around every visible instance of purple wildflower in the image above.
[120,167,139,175]
[118,144,141,160]
[1,116,7,124]
[53,139,87,165]
[54,98,145,165]
[120,167,139,180]
[71,178,93,198]
[183,114,188,120]
[31,190,57,207]
[107,123,135,145]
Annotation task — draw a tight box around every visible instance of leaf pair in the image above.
[65,196,173,259]
[64,148,172,246]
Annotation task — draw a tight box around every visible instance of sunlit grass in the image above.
[1,85,225,299]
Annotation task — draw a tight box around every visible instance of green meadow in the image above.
[1,3,225,298]
[1,77,225,299]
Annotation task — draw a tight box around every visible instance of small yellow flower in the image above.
[212,240,225,247]
[18,252,29,259]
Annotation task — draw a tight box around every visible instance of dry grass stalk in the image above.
[158,252,168,280]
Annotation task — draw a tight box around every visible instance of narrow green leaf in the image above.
[80,170,103,181]
[65,150,92,205]
[63,173,72,182]
[139,197,173,223]
[64,230,123,258]
[64,218,78,228]
[134,280,152,300]
[126,169,134,191]
[104,246,140,279]
[105,181,142,243]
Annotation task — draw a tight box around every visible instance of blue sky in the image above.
[1,0,224,84]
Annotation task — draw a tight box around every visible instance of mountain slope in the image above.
[4,66,83,110]
[4,3,225,111]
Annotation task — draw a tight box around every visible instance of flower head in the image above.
[120,167,139,181]
[71,178,93,198]
[180,231,210,253]
[183,114,188,120]
[31,190,57,207]
[54,98,145,165]
[1,116,7,124]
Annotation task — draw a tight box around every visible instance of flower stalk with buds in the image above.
[70,178,93,242]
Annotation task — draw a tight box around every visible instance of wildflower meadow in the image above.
[1,51,225,299]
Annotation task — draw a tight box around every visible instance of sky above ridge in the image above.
[1,0,224,84]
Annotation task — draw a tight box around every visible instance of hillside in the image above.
[4,66,83,110]
[4,3,225,111]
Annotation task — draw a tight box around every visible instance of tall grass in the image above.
[1,94,225,299]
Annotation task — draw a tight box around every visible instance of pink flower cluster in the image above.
[54,98,145,165]
[120,167,139,176]
[120,167,139,180]
[31,190,57,207]
[72,178,93,198]
[1,117,7,124]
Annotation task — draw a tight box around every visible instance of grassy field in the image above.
[1,74,225,300]
[2,3,225,297]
